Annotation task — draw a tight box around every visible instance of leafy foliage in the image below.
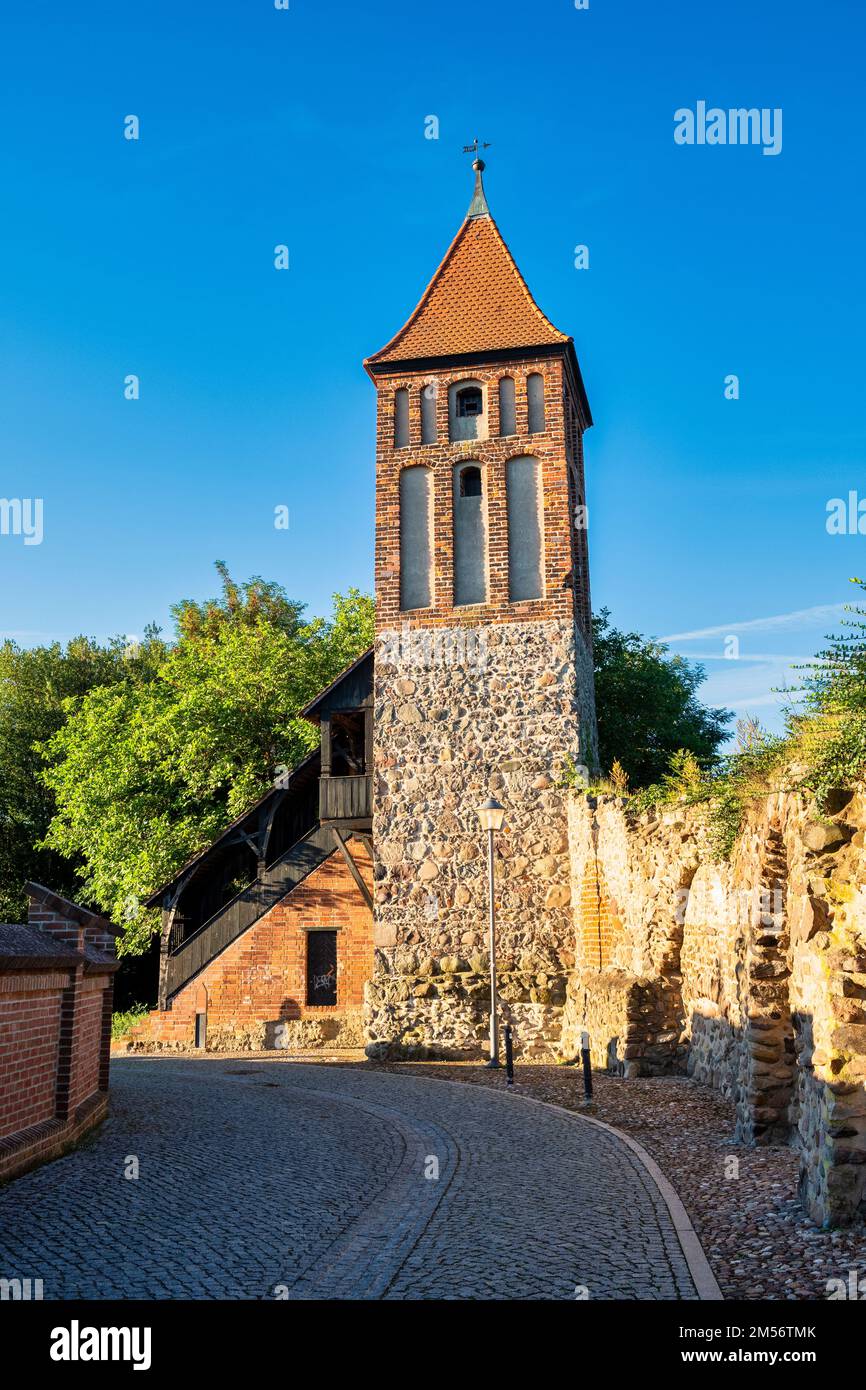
[39,568,374,953]
[632,748,709,812]
[609,759,629,796]
[0,632,166,922]
[592,608,731,785]
[111,1003,149,1040]
[627,716,787,859]
[788,578,866,808]
[704,718,788,859]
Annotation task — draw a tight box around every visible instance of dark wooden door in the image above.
[306,930,338,1006]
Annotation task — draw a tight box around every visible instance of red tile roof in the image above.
[365,210,571,370]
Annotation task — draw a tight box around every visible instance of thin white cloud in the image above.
[659,603,846,644]
[677,652,820,665]
[726,694,789,709]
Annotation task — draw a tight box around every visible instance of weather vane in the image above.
[462,137,491,160]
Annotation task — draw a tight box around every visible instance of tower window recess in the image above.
[420,383,437,445]
[399,465,433,610]
[449,380,486,442]
[306,930,338,1007]
[453,464,487,605]
[506,456,544,601]
[459,465,482,497]
[498,376,516,436]
[456,386,483,418]
[394,388,409,448]
[527,373,546,434]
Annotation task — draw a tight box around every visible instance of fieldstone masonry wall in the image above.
[365,616,594,1059]
[566,790,866,1228]
[364,950,566,1062]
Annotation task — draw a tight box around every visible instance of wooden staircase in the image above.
[164,823,336,1001]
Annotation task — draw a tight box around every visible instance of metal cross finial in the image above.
[464,140,491,218]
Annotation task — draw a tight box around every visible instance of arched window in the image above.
[506,456,544,601]
[394,388,409,448]
[459,465,482,497]
[453,464,487,605]
[498,376,516,436]
[527,373,545,434]
[399,466,433,610]
[448,380,486,442]
[456,385,482,418]
[420,383,437,445]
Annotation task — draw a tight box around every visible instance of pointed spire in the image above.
[467,157,489,219]
[365,143,574,373]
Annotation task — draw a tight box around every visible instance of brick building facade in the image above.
[130,844,373,1051]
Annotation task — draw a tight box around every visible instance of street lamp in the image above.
[477,796,506,1067]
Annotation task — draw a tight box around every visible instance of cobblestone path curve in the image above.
[0,1059,699,1300]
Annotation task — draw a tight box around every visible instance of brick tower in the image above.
[363,157,598,1058]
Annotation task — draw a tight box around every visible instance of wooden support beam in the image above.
[234,829,263,858]
[260,791,284,864]
[158,903,180,1011]
[157,864,202,1009]
[321,716,332,777]
[330,826,373,912]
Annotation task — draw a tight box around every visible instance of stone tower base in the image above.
[364,956,567,1062]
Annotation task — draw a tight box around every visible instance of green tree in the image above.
[788,577,866,804]
[40,569,374,952]
[0,632,166,922]
[592,608,731,787]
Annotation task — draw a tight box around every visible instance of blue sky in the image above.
[1,0,864,734]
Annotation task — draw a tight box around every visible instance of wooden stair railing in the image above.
[164,823,336,1000]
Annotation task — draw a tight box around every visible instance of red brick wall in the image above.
[578,859,623,971]
[70,977,107,1113]
[0,893,116,1183]
[0,975,65,1140]
[372,353,592,637]
[135,844,374,1047]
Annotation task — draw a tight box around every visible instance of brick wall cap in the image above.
[83,947,121,975]
[25,882,121,937]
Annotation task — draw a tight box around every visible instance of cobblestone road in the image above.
[0,1059,698,1300]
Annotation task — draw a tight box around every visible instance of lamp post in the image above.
[477,796,506,1068]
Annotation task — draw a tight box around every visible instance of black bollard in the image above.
[580,1029,593,1105]
[504,1024,514,1086]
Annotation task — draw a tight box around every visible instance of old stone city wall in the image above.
[362,759,866,1228]
[565,789,866,1228]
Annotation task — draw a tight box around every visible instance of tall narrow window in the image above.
[527,373,545,434]
[420,383,437,445]
[399,465,433,610]
[453,464,487,606]
[306,930,338,1006]
[498,376,516,436]
[394,388,409,448]
[506,456,544,601]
